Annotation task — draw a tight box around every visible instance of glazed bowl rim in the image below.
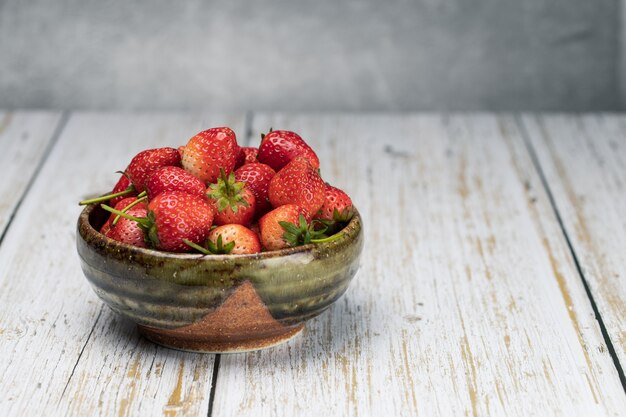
[78,202,362,261]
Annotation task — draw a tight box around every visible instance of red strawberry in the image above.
[146,192,214,252]
[268,156,325,220]
[235,147,259,168]
[104,207,148,248]
[234,163,276,217]
[207,170,256,226]
[102,191,214,253]
[314,184,354,222]
[145,166,206,200]
[182,127,240,183]
[257,130,319,171]
[258,204,305,250]
[125,147,181,193]
[100,197,147,235]
[207,224,261,254]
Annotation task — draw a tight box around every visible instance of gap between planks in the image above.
[208,113,626,417]
[54,110,255,414]
[59,305,104,400]
[46,112,247,416]
[206,109,255,417]
[515,115,626,393]
[0,112,69,249]
[37,111,110,404]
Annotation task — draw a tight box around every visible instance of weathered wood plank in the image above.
[0,112,246,416]
[522,114,626,367]
[211,114,626,416]
[0,111,62,238]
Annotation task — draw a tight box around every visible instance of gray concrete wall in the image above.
[617,0,626,110]
[0,0,621,111]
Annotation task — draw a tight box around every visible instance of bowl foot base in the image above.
[137,324,304,353]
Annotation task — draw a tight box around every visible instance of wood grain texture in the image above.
[522,114,626,367]
[0,112,245,416]
[0,111,62,238]
[211,114,626,416]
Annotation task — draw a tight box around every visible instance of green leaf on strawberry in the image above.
[279,215,343,247]
[146,211,160,247]
[206,234,236,254]
[207,168,250,214]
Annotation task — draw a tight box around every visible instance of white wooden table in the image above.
[0,112,625,416]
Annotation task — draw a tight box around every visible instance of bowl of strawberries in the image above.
[76,127,363,353]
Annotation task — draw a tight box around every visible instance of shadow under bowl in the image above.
[76,203,364,353]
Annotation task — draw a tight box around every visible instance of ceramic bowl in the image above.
[76,203,363,353]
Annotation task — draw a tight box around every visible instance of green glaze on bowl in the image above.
[76,203,363,353]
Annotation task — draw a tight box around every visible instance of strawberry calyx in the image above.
[206,168,250,214]
[332,207,354,222]
[279,214,343,247]
[315,207,354,236]
[183,235,235,255]
[207,234,236,254]
[145,211,160,248]
[101,204,160,248]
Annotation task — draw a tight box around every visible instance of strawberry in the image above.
[207,169,256,226]
[235,147,259,168]
[268,156,325,220]
[258,204,305,250]
[146,192,214,252]
[209,184,256,226]
[314,184,354,222]
[234,162,276,217]
[260,207,344,251]
[102,191,214,253]
[100,197,147,235]
[104,206,148,248]
[207,224,261,254]
[125,147,181,193]
[182,127,240,184]
[257,130,319,171]
[145,166,206,200]
[278,214,339,246]
[79,148,179,206]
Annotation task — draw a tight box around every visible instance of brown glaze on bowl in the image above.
[76,203,363,353]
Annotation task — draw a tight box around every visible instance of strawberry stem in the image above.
[101,204,150,228]
[79,186,134,205]
[112,196,148,226]
[220,168,231,195]
[311,232,344,244]
[183,239,211,255]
